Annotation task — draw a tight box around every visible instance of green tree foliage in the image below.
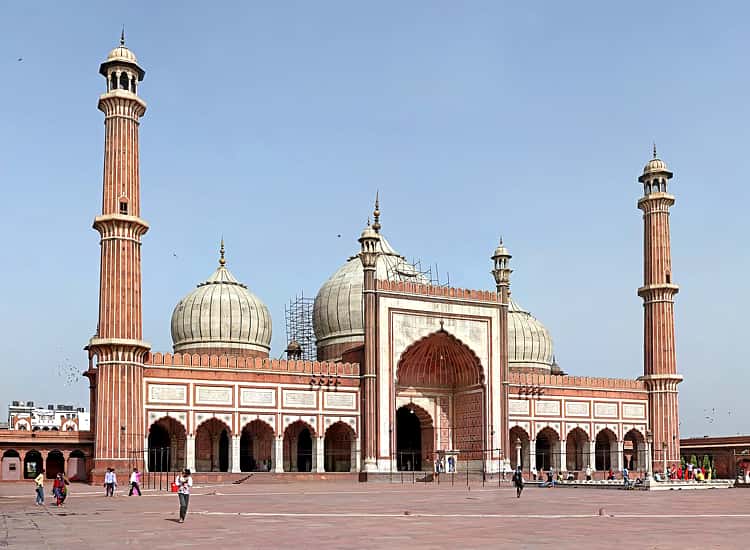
[689,455,698,466]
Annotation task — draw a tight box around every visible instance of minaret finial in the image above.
[653,142,657,159]
[120,26,126,46]
[219,237,226,267]
[372,191,381,233]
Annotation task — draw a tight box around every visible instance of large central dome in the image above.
[171,244,272,358]
[313,233,429,360]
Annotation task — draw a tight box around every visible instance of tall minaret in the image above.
[358,206,380,476]
[637,146,682,469]
[86,33,149,476]
[491,239,511,467]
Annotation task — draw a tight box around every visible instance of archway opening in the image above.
[396,405,433,471]
[68,449,87,481]
[396,330,485,465]
[283,421,315,472]
[24,450,43,479]
[324,422,355,472]
[45,450,65,479]
[148,417,187,472]
[240,420,274,472]
[566,428,589,472]
[535,428,559,471]
[509,426,530,470]
[2,450,21,481]
[595,429,617,472]
[195,418,230,472]
[623,429,645,472]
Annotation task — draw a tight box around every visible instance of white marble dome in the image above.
[313,234,429,350]
[171,258,271,356]
[508,297,554,371]
[106,45,138,64]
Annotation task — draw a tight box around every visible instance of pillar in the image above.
[185,435,195,472]
[314,436,325,473]
[529,440,537,472]
[231,435,241,473]
[491,239,512,464]
[273,437,284,473]
[615,440,624,472]
[350,437,358,472]
[588,440,596,472]
[559,439,567,472]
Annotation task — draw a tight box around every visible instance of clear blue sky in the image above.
[1,1,747,436]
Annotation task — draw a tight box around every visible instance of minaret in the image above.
[86,33,149,476]
[491,238,512,467]
[637,146,682,469]
[358,206,380,476]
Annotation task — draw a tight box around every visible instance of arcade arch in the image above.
[23,450,43,480]
[535,427,560,471]
[396,404,433,471]
[240,420,274,472]
[595,428,618,472]
[283,421,316,472]
[566,428,590,472]
[509,426,530,470]
[147,416,187,472]
[1,450,21,481]
[623,429,646,471]
[324,421,356,472]
[195,418,230,472]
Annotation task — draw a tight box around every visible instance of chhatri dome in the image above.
[171,241,272,357]
[313,196,430,359]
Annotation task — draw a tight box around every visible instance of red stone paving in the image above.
[0,480,747,549]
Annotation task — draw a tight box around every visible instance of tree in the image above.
[702,455,711,471]
[689,455,698,467]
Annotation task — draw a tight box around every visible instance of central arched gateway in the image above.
[395,329,486,471]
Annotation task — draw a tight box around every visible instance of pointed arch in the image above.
[397,329,484,387]
[240,419,274,472]
[324,421,356,472]
[283,420,315,472]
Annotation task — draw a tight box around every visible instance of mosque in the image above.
[0,37,683,482]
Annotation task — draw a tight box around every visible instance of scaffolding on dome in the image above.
[284,292,317,361]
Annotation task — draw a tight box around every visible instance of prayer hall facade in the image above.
[0,38,684,482]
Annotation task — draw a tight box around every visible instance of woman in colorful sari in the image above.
[52,473,68,507]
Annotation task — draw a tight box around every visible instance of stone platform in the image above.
[1,478,749,549]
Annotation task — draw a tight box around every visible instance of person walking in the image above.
[104,468,117,497]
[53,473,70,506]
[512,466,524,498]
[531,466,538,481]
[175,468,193,524]
[34,469,45,505]
[129,468,142,496]
[585,464,592,481]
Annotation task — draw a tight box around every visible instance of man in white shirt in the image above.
[585,465,592,481]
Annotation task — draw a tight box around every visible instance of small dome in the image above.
[508,298,554,372]
[642,156,669,175]
[106,45,138,64]
[171,259,272,357]
[313,234,429,354]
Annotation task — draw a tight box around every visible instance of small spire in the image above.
[652,142,657,159]
[499,235,503,246]
[120,26,126,46]
[219,237,226,267]
[372,191,381,233]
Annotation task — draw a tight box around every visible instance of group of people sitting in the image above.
[661,463,712,481]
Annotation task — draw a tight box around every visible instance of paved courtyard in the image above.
[0,479,747,549]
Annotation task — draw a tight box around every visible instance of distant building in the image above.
[7,401,89,432]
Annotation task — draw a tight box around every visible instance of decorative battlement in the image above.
[146,351,360,377]
[376,280,499,303]
[509,371,646,391]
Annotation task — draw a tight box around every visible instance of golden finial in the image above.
[372,191,381,233]
[652,142,657,159]
[120,26,126,46]
[219,237,226,267]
